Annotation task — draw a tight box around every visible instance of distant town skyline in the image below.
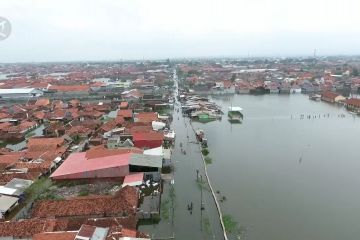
[1,0,360,63]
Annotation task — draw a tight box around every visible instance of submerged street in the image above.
[139,71,224,239]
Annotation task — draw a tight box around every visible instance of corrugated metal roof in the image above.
[143,147,163,156]
[0,88,40,94]
[129,154,162,168]
[0,195,18,212]
[122,173,144,187]
[51,152,131,179]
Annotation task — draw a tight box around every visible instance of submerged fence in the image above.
[189,121,229,240]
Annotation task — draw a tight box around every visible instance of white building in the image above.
[0,88,43,99]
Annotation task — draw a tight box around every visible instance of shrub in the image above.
[201,148,209,156]
[78,188,89,196]
[204,156,212,164]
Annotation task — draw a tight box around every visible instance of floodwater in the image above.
[139,74,224,240]
[192,94,360,240]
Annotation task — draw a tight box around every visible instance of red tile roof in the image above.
[346,98,360,107]
[35,98,50,107]
[49,85,90,92]
[118,109,133,118]
[0,219,56,238]
[127,125,153,134]
[321,91,339,100]
[0,112,10,119]
[0,154,21,170]
[134,112,158,123]
[119,102,129,109]
[31,186,139,218]
[27,137,65,152]
[33,111,46,120]
[33,232,77,240]
[132,132,164,141]
[115,116,125,125]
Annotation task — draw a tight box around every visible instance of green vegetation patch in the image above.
[201,148,209,156]
[204,156,212,164]
[222,214,238,233]
[78,187,89,196]
[161,198,170,220]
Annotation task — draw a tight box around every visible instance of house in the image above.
[50,146,163,182]
[0,219,57,238]
[345,98,360,113]
[107,138,134,149]
[132,132,163,149]
[122,172,144,187]
[290,85,302,93]
[118,109,133,121]
[32,222,149,240]
[121,89,143,102]
[31,186,139,218]
[33,231,77,240]
[0,88,43,99]
[27,137,66,152]
[120,101,129,109]
[66,125,92,138]
[35,98,50,107]
[321,91,346,103]
[0,178,33,198]
[134,112,158,123]
[48,85,90,96]
[139,195,160,220]
[50,148,141,181]
[43,122,66,137]
[279,83,291,94]
[69,99,81,108]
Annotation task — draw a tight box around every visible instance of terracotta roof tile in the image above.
[33,231,77,240]
[31,186,139,218]
[35,98,50,107]
[118,109,133,118]
[49,85,90,92]
[0,219,54,237]
[27,137,65,152]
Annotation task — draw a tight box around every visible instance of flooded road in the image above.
[140,70,224,239]
[192,94,360,240]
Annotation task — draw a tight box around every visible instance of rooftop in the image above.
[31,186,139,218]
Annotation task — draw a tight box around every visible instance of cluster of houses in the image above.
[0,61,173,101]
[319,91,360,114]
[0,91,175,239]
[0,68,175,240]
[177,58,360,97]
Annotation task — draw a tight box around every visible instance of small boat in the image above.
[228,106,243,123]
[348,110,358,115]
[309,94,321,101]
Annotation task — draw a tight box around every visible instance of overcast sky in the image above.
[1,0,360,62]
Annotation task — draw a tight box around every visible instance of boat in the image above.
[228,106,243,123]
[190,110,221,123]
[309,94,321,101]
